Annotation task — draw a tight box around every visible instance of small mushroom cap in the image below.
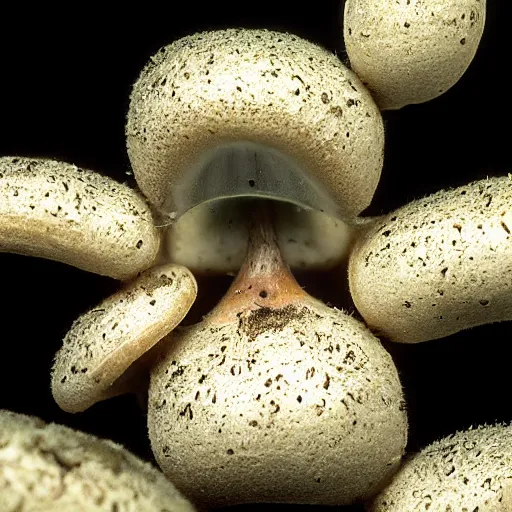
[0,157,160,280]
[127,29,384,220]
[0,409,195,511]
[349,176,512,343]
[165,200,353,274]
[369,423,512,511]
[148,298,407,507]
[344,0,486,109]
[52,263,197,413]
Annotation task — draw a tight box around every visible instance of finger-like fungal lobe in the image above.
[52,264,197,413]
[349,176,512,343]
[127,28,383,272]
[369,423,512,511]
[0,410,196,512]
[0,157,160,280]
[148,206,407,507]
[343,0,486,110]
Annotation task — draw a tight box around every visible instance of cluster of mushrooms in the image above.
[2,0,511,510]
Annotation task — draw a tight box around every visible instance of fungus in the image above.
[0,409,195,511]
[343,0,486,109]
[349,176,512,342]
[0,157,160,280]
[148,204,407,507]
[369,423,512,511]
[127,28,384,272]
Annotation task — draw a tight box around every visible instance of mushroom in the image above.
[343,0,486,109]
[148,204,408,507]
[0,409,195,511]
[126,28,384,273]
[349,176,512,342]
[368,423,512,511]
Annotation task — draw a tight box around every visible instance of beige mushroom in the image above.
[0,409,195,511]
[349,176,512,342]
[51,263,197,413]
[148,204,407,507]
[0,156,160,280]
[127,28,384,273]
[368,423,512,511]
[343,0,486,109]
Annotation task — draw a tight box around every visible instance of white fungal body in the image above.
[148,209,407,507]
[369,424,512,511]
[0,410,195,512]
[52,264,197,413]
[0,157,160,280]
[344,0,486,109]
[349,176,512,342]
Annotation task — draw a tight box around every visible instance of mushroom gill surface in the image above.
[344,0,486,109]
[349,176,512,342]
[0,409,195,512]
[0,156,160,280]
[148,206,407,507]
[368,423,512,511]
[52,263,197,413]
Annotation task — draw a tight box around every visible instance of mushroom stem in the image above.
[211,201,308,323]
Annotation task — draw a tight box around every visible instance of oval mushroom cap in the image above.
[349,176,512,343]
[52,263,197,413]
[0,157,160,280]
[126,28,384,220]
[369,423,512,511]
[148,298,407,507]
[0,409,195,512]
[344,0,486,109]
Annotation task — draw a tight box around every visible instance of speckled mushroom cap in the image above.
[0,409,195,512]
[343,0,486,110]
[52,263,197,413]
[349,176,512,342]
[0,157,160,280]
[368,423,512,511]
[126,28,383,272]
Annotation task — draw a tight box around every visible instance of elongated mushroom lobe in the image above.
[349,176,512,343]
[148,207,407,507]
[52,263,197,413]
[0,157,160,279]
[369,423,512,511]
[344,0,486,109]
[0,409,195,511]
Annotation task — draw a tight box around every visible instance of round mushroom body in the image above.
[369,423,512,511]
[0,157,160,280]
[127,28,384,273]
[349,176,512,343]
[343,0,486,110]
[148,209,407,507]
[0,409,195,512]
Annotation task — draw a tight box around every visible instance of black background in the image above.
[0,2,510,511]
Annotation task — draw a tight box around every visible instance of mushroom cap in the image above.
[344,0,486,110]
[165,199,353,274]
[0,157,160,280]
[52,263,197,413]
[349,176,512,342]
[369,423,512,511]
[126,28,384,220]
[0,409,195,511]
[148,296,407,507]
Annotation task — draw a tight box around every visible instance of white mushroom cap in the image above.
[369,423,512,511]
[349,176,512,343]
[0,409,195,512]
[52,263,197,413]
[127,28,383,272]
[343,0,486,110]
[0,157,160,280]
